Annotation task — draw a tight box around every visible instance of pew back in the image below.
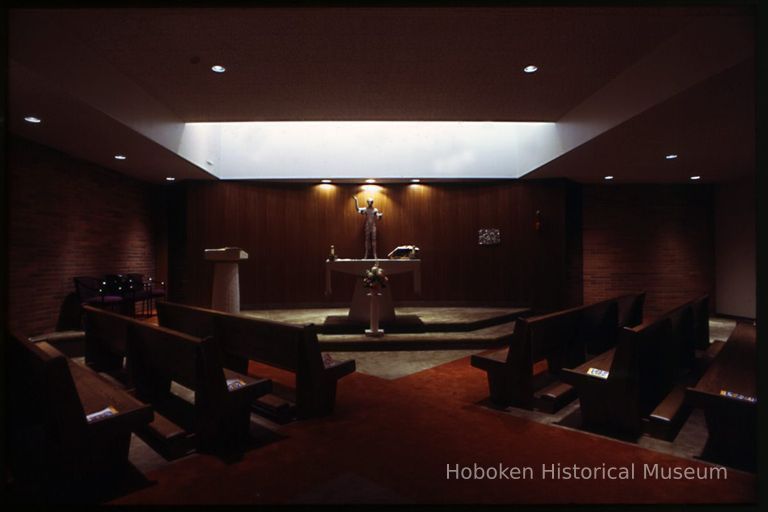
[127,320,222,395]
[690,295,710,351]
[616,292,646,328]
[617,318,676,415]
[158,300,321,374]
[83,304,129,372]
[214,312,315,373]
[520,307,583,370]
[156,300,216,339]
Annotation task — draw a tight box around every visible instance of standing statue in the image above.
[353,196,384,259]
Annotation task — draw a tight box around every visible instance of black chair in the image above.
[144,276,167,317]
[123,274,166,317]
[125,274,153,317]
[73,276,125,312]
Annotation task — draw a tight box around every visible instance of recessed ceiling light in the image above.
[166,177,176,181]
[665,154,678,160]
[411,179,421,183]
[211,65,226,73]
[690,175,701,181]
[24,116,42,124]
[321,179,333,183]
[604,176,614,180]
[523,65,538,73]
[114,154,127,160]
[365,179,376,183]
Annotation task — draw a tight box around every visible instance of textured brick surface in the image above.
[8,137,159,337]
[581,184,715,318]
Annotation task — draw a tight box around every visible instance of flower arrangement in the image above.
[362,264,388,289]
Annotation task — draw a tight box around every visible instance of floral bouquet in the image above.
[362,264,388,289]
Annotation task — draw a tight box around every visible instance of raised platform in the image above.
[240,306,531,351]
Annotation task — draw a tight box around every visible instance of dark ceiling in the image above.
[7,6,756,184]
[56,7,693,122]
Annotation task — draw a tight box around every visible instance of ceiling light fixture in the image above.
[206,160,215,166]
[24,116,42,124]
[690,176,701,181]
[604,176,614,180]
[523,65,538,73]
[211,65,226,73]
[411,179,421,183]
[665,154,678,160]
[365,179,376,183]
[321,179,332,183]
[114,154,127,160]
[166,177,176,181]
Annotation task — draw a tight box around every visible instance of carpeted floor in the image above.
[110,318,756,505]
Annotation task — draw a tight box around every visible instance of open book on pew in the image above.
[85,405,118,423]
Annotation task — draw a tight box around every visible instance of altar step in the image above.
[319,308,530,335]
[317,319,520,352]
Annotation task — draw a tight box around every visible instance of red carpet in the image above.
[111,355,756,504]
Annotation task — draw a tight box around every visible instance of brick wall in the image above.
[8,137,159,337]
[581,184,715,318]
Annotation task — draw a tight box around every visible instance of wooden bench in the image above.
[561,296,707,439]
[126,319,271,453]
[82,305,271,454]
[471,293,645,413]
[156,301,356,419]
[685,323,756,471]
[562,318,673,437]
[6,333,153,499]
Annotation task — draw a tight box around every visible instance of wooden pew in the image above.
[156,301,356,418]
[561,317,675,437]
[471,293,645,412]
[6,333,152,499]
[126,320,271,453]
[82,305,271,454]
[561,296,709,439]
[686,323,756,471]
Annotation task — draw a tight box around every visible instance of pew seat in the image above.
[645,383,691,441]
[533,381,576,414]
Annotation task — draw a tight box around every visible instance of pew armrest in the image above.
[470,349,509,372]
[560,348,616,386]
[649,384,689,423]
[67,358,153,434]
[224,369,272,400]
[323,358,356,381]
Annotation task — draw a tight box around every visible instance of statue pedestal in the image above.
[205,247,248,313]
[365,291,385,337]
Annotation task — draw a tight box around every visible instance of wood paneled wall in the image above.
[176,180,570,311]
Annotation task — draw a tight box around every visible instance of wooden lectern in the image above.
[205,247,248,313]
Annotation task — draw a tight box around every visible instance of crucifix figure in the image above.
[353,196,384,259]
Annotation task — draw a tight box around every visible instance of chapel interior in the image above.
[2,5,760,505]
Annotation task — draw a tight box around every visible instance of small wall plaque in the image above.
[478,228,501,245]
